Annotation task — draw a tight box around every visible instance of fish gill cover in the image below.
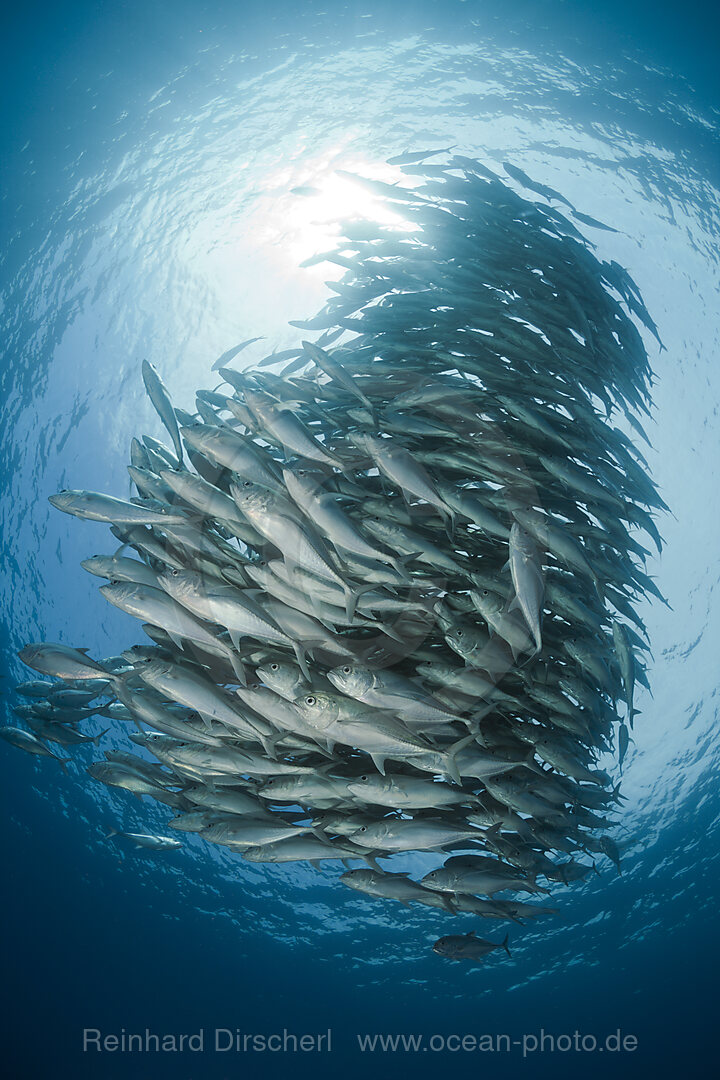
[5,153,667,962]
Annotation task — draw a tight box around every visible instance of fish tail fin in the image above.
[103,828,119,840]
[501,933,511,957]
[59,758,72,774]
[92,728,111,746]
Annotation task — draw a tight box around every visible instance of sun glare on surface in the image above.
[249,154,413,274]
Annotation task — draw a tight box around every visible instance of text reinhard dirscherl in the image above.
[82,1028,639,1057]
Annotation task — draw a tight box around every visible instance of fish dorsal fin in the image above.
[467,930,476,937]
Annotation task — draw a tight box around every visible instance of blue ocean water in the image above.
[1,2,719,1078]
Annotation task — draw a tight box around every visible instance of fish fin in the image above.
[229,653,247,686]
[501,933,511,957]
[344,587,359,623]
[92,728,111,746]
[370,753,387,776]
[198,712,213,732]
[444,732,476,786]
[291,643,312,682]
[59,758,71,774]
[103,829,119,840]
[260,735,279,760]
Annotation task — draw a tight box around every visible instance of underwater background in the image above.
[1,2,718,1078]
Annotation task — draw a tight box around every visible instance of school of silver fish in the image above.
[5,153,667,963]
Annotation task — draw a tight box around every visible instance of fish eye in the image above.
[342,666,351,674]
[360,826,367,832]
[305,695,316,706]
[456,629,464,638]
[243,480,252,487]
[482,589,489,596]
[298,469,306,476]
[270,663,279,671]
[360,775,368,782]
[171,569,180,577]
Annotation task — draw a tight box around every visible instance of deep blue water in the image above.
[1,3,719,1078]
